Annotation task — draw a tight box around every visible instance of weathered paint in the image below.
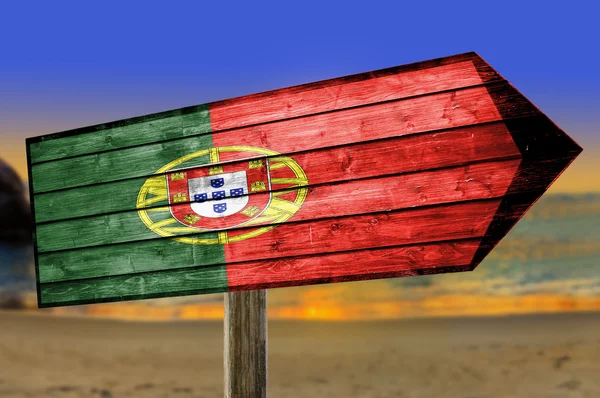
[26,52,582,307]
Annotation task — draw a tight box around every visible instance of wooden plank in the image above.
[38,238,225,284]
[28,52,500,164]
[169,158,519,232]
[33,122,520,223]
[29,105,210,164]
[38,200,500,283]
[211,60,487,130]
[31,83,525,194]
[34,175,162,223]
[44,152,581,284]
[222,199,500,263]
[36,210,172,253]
[39,264,228,307]
[224,290,267,398]
[226,240,480,290]
[35,162,517,253]
[38,240,478,306]
[211,83,535,153]
[31,133,214,193]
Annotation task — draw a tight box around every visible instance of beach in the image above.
[0,310,598,397]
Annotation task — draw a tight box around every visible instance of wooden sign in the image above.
[26,52,581,307]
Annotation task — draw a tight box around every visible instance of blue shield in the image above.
[213,203,227,213]
[230,188,244,197]
[212,191,226,200]
[211,178,225,188]
[194,193,208,202]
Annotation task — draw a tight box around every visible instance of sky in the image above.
[1,1,599,192]
[0,1,599,319]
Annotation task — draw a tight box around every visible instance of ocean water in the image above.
[388,193,600,297]
[0,243,34,299]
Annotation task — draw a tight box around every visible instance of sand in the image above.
[0,310,599,397]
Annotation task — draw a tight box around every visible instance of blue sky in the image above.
[2,2,599,193]
[2,1,599,127]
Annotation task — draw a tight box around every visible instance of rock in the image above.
[0,159,31,242]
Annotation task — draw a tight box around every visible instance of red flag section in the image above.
[203,53,579,291]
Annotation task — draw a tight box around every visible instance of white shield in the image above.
[188,171,249,218]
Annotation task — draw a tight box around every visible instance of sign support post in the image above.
[224,289,268,398]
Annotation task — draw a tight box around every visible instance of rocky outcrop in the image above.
[0,159,34,308]
[0,159,32,242]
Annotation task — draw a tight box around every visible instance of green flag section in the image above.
[27,52,582,307]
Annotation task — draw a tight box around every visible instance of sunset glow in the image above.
[29,294,600,322]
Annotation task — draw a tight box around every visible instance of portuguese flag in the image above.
[27,52,581,307]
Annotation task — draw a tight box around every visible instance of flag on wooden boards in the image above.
[26,52,582,307]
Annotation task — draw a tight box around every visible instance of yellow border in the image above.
[137,146,308,245]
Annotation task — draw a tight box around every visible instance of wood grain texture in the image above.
[222,199,500,263]
[227,240,480,290]
[38,240,479,306]
[162,158,520,233]
[26,52,582,308]
[38,236,225,283]
[211,60,485,130]
[31,133,214,193]
[31,83,525,194]
[27,52,499,164]
[211,52,501,130]
[211,82,534,152]
[39,264,228,306]
[224,290,267,398]
[38,199,501,283]
[29,105,210,164]
[33,122,519,223]
[35,162,517,253]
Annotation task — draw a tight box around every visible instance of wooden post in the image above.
[224,290,267,398]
